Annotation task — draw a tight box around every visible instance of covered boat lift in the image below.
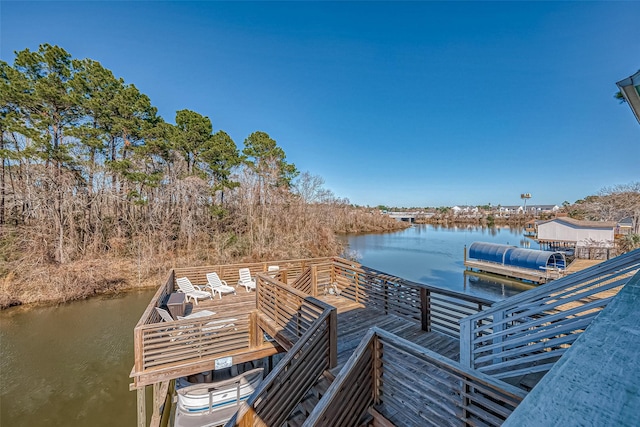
[465,242,566,284]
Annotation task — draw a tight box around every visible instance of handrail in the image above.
[289,266,313,295]
[173,257,333,289]
[135,270,175,328]
[229,297,337,426]
[305,327,526,427]
[135,314,250,379]
[332,258,493,338]
[255,274,335,347]
[460,248,640,382]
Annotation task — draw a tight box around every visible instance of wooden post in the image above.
[137,386,146,427]
[249,310,260,348]
[330,259,336,287]
[420,288,431,332]
[311,265,318,297]
[383,280,389,315]
[152,383,160,419]
[492,310,505,365]
[328,308,338,369]
[281,269,288,284]
[134,327,144,373]
[372,335,383,405]
[459,318,471,368]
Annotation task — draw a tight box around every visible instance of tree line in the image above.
[0,44,405,307]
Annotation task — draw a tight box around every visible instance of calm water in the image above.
[0,289,155,427]
[1,225,533,426]
[345,224,538,301]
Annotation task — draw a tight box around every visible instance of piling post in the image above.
[137,386,146,427]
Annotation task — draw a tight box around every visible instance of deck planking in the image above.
[329,305,459,377]
[186,290,460,377]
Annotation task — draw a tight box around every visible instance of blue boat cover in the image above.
[468,242,565,270]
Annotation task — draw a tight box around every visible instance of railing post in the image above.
[134,327,144,373]
[249,310,260,348]
[492,310,505,365]
[311,265,318,297]
[421,288,431,332]
[355,270,360,303]
[329,308,338,369]
[330,260,336,286]
[459,317,472,368]
[281,269,287,284]
[383,279,389,314]
[372,334,383,405]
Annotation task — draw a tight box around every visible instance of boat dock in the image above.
[463,242,566,284]
[131,250,640,427]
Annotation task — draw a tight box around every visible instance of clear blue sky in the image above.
[2,1,639,207]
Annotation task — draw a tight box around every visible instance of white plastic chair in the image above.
[156,307,175,322]
[267,265,280,278]
[176,277,213,305]
[206,272,237,299]
[238,268,256,292]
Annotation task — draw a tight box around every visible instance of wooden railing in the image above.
[460,248,640,382]
[332,258,493,338]
[255,273,337,350]
[305,327,526,427]
[289,266,314,295]
[173,257,332,289]
[229,285,337,427]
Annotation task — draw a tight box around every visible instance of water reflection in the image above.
[345,224,537,302]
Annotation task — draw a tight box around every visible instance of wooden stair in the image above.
[284,372,334,427]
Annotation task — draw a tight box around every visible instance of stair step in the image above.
[286,410,306,427]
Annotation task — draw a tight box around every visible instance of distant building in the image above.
[615,217,634,236]
[499,205,523,215]
[452,205,478,215]
[537,218,616,248]
[529,204,560,214]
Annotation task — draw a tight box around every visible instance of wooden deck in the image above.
[188,291,461,372]
[133,253,640,427]
[330,305,459,375]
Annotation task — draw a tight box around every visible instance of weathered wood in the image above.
[421,288,430,331]
[460,249,640,384]
[368,407,394,427]
[306,327,525,427]
[503,268,640,427]
[137,386,146,427]
[233,302,336,427]
[311,265,318,297]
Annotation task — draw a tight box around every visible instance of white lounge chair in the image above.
[238,268,256,292]
[156,307,176,322]
[206,272,236,299]
[176,277,213,305]
[267,265,280,278]
[157,307,216,322]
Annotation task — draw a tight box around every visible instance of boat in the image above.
[174,364,264,427]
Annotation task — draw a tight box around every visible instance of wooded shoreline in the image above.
[0,216,410,309]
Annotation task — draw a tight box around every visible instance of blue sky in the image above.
[2,1,639,207]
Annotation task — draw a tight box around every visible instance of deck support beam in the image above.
[137,386,146,427]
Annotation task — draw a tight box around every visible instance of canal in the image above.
[0,224,533,426]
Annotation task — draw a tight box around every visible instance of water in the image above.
[345,224,537,301]
[0,289,156,427]
[0,225,533,426]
